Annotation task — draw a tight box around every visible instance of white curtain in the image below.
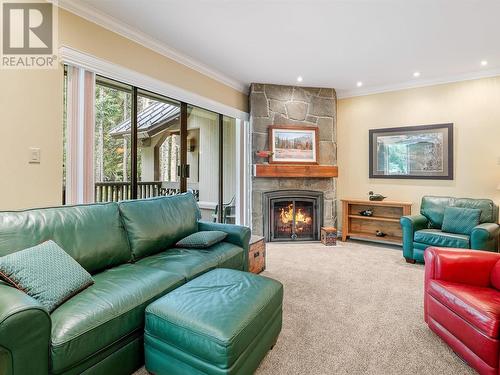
[65,66,95,204]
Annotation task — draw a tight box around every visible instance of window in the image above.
[94,77,132,201]
[63,67,249,224]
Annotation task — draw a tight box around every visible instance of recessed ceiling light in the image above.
[356,81,363,87]
[481,60,488,67]
[413,71,421,77]
[297,76,303,82]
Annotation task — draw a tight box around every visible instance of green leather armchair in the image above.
[400,196,499,263]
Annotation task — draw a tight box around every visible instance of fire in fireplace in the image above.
[274,201,314,240]
[263,190,323,242]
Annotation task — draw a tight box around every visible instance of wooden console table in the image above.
[341,199,412,245]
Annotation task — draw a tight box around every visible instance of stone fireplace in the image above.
[250,83,337,240]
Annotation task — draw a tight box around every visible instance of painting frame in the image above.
[269,125,319,164]
[369,123,454,180]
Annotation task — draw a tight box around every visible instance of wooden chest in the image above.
[321,226,337,246]
[249,235,266,274]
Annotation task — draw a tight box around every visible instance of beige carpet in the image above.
[135,241,476,375]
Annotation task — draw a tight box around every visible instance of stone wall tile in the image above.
[279,178,306,190]
[265,85,293,101]
[252,216,263,236]
[309,96,335,117]
[253,178,280,191]
[252,117,271,133]
[250,92,269,117]
[269,99,287,114]
[252,133,268,162]
[318,88,335,98]
[252,190,262,213]
[318,141,335,164]
[273,113,287,124]
[286,102,308,121]
[317,117,334,141]
[304,87,321,95]
[306,115,318,124]
[308,178,333,191]
[292,87,315,101]
[252,83,264,93]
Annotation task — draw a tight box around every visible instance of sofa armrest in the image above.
[0,282,51,375]
[423,247,500,322]
[470,222,500,251]
[198,221,252,271]
[424,247,500,287]
[400,214,428,259]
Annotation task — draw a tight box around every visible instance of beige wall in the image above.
[337,76,500,229]
[0,68,64,210]
[0,7,247,210]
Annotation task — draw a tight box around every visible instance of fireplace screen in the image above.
[271,199,316,241]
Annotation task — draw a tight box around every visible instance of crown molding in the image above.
[60,46,249,120]
[57,0,248,94]
[337,68,500,99]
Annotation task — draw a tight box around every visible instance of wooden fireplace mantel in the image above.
[254,164,338,178]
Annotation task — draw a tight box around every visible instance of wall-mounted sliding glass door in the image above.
[135,89,182,199]
[222,116,238,224]
[93,77,132,202]
[187,105,219,221]
[64,68,247,224]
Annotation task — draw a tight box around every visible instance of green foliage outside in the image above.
[95,84,132,182]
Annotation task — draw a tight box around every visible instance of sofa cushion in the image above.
[0,241,93,312]
[0,203,131,274]
[50,264,184,374]
[420,196,498,229]
[454,198,498,224]
[207,241,245,270]
[188,241,245,270]
[428,279,500,338]
[442,207,481,235]
[137,242,245,281]
[414,229,469,248]
[176,231,227,249]
[118,194,200,260]
[137,249,219,281]
[421,196,453,228]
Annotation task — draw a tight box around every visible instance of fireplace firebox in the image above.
[263,190,323,242]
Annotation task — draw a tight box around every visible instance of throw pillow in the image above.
[442,207,481,235]
[176,231,228,249]
[0,240,94,312]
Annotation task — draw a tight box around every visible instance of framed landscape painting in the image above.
[269,125,318,164]
[369,123,453,179]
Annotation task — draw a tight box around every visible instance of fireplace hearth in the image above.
[263,190,323,242]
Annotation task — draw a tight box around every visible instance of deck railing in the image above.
[94,181,200,203]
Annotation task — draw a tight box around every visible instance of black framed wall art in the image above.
[369,123,453,180]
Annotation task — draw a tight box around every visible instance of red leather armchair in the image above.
[425,247,500,375]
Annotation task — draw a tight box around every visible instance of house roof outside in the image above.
[110,101,180,138]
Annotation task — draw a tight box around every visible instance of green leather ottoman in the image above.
[144,268,283,375]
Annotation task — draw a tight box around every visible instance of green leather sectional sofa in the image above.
[401,196,499,263]
[0,193,251,375]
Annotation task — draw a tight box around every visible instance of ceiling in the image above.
[67,0,500,97]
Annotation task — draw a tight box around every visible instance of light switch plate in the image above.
[29,148,41,164]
